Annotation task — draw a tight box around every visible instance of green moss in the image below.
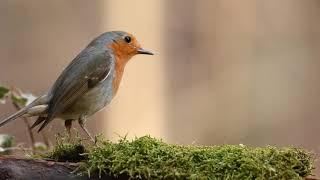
[84,136,313,179]
[47,135,314,179]
[45,135,87,162]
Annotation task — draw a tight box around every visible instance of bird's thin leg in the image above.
[78,116,95,142]
[65,119,73,141]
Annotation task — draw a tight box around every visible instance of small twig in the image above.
[305,177,319,180]
[7,86,53,151]
[41,130,50,148]
[9,87,36,152]
[12,103,35,152]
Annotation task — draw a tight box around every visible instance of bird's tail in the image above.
[0,94,49,127]
[0,107,29,127]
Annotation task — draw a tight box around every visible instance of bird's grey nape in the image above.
[87,31,128,48]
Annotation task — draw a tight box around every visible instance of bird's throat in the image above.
[108,42,134,96]
[112,57,126,96]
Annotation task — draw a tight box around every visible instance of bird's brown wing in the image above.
[37,47,113,132]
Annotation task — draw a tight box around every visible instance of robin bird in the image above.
[0,31,154,141]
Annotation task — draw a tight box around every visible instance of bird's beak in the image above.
[137,48,154,55]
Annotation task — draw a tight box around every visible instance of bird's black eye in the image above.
[124,36,131,43]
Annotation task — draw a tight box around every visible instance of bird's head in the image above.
[89,31,153,62]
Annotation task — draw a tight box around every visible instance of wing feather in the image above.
[37,47,112,132]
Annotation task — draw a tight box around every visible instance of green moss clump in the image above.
[78,136,313,179]
[45,135,87,162]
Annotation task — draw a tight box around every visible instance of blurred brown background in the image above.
[0,0,320,175]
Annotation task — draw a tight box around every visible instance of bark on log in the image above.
[0,156,83,180]
[0,156,128,180]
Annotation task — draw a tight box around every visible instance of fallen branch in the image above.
[0,156,126,180]
[0,156,81,180]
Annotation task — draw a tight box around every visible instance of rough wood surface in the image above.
[0,156,129,180]
[0,156,83,180]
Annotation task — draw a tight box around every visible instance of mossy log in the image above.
[0,136,316,179]
[0,156,130,180]
[0,156,316,180]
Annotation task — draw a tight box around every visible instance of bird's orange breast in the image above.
[112,57,125,95]
[108,42,133,96]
